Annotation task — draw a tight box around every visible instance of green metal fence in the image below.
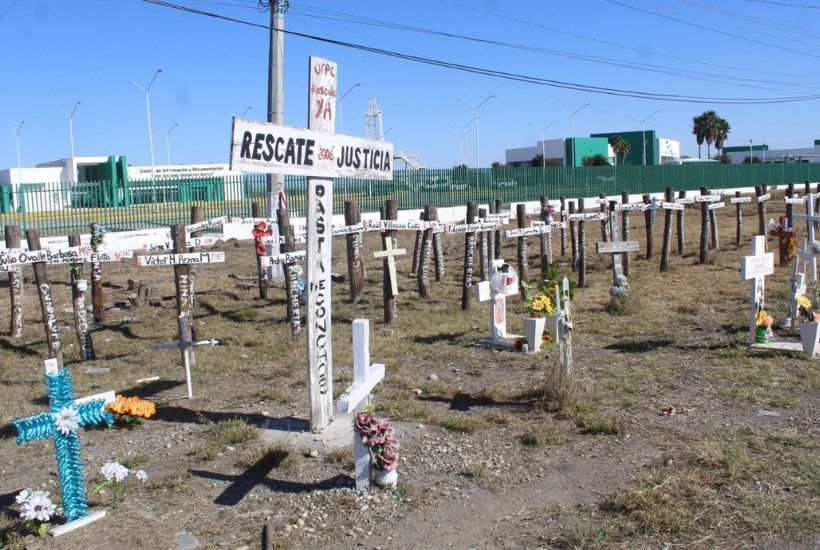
[2,163,819,238]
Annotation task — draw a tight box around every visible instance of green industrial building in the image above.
[564,137,611,166]
[591,130,657,165]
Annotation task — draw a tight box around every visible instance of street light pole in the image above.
[459,94,495,167]
[130,69,163,204]
[338,82,361,135]
[10,121,25,181]
[539,120,558,175]
[640,110,660,165]
[158,123,179,166]
[59,101,82,158]
[568,103,590,167]
[750,139,753,164]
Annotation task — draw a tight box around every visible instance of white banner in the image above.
[230,117,394,180]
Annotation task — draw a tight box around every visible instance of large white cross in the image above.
[788,238,810,323]
[792,192,819,281]
[742,235,775,347]
[475,259,519,343]
[373,237,407,297]
[336,319,386,490]
[555,277,573,376]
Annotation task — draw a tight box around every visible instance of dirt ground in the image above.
[0,190,818,549]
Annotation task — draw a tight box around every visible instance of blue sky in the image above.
[1,0,819,169]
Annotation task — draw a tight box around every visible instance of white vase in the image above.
[523,316,546,352]
[372,467,398,488]
[800,321,820,356]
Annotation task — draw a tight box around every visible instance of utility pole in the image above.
[260,0,288,218]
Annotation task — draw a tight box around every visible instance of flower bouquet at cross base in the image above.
[15,489,57,537]
[105,395,156,426]
[354,411,399,487]
[755,308,775,343]
[521,267,575,319]
[796,293,820,323]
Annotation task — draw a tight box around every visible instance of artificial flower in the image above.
[101,461,129,483]
[20,491,56,522]
[53,407,80,435]
[15,489,31,504]
[106,395,156,419]
[796,295,812,311]
[135,470,148,483]
[755,309,771,327]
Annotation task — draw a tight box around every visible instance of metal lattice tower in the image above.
[364,97,384,141]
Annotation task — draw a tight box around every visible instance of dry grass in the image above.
[437,415,487,434]
[189,419,260,461]
[237,443,296,472]
[519,422,563,447]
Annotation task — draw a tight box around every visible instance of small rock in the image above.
[756,408,780,417]
[428,373,439,381]
[412,388,423,396]
[85,367,111,374]
[308,449,319,458]
[296,518,305,528]
[663,458,674,467]
[174,531,200,550]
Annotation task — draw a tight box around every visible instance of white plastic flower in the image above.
[15,488,31,504]
[20,491,56,522]
[53,407,80,435]
[135,470,148,483]
[101,462,129,482]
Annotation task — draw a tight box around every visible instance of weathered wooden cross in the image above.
[153,312,220,399]
[14,359,114,534]
[373,234,406,298]
[768,216,796,266]
[788,238,811,324]
[230,55,394,433]
[555,277,573,377]
[336,319,386,490]
[742,235,775,347]
[474,259,520,348]
[792,192,819,281]
[597,205,640,287]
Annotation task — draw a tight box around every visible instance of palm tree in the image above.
[692,113,706,159]
[713,117,731,161]
[608,134,630,165]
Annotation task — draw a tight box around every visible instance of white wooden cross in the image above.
[742,235,775,347]
[373,237,406,297]
[788,238,810,323]
[336,319,386,490]
[597,208,639,288]
[792,192,819,281]
[555,277,573,376]
[475,259,519,345]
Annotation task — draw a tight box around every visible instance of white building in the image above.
[722,140,820,164]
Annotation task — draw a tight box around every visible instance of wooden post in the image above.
[699,187,710,264]
[251,202,270,300]
[188,206,204,343]
[786,183,795,230]
[478,207,488,281]
[709,191,719,250]
[643,194,654,259]
[621,190,631,276]
[5,225,23,337]
[493,198,503,260]
[410,212,424,277]
[568,201,577,272]
[735,191,743,247]
[462,201,477,311]
[417,205,433,299]
[382,200,399,323]
[660,187,674,272]
[755,184,767,236]
[559,196,567,257]
[577,197,586,288]
[676,190,686,256]
[539,195,550,277]
[89,223,105,324]
[25,229,62,365]
[344,201,365,303]
[599,193,609,242]
[487,200,497,262]
[430,206,444,282]
[68,235,95,360]
[277,208,301,340]
[172,224,195,374]
[516,203,528,293]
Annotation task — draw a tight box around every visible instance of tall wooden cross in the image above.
[768,216,796,266]
[555,277,573,377]
[373,235,406,297]
[336,319,386,490]
[597,205,640,288]
[14,359,114,533]
[230,55,394,433]
[788,238,810,324]
[742,235,775,347]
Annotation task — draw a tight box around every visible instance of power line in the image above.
[745,0,820,8]
[0,0,19,22]
[287,4,820,93]
[141,0,820,104]
[674,0,820,40]
[437,0,820,79]
[604,0,820,59]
